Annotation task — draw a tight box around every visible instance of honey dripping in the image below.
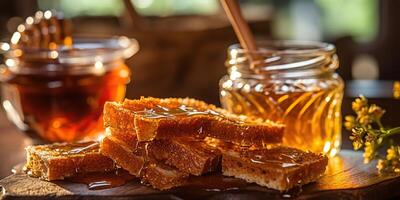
[135,141,150,185]
[66,169,136,190]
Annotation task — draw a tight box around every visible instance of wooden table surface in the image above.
[1,150,400,200]
[0,111,30,180]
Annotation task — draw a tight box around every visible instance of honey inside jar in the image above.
[220,41,343,156]
[0,37,138,143]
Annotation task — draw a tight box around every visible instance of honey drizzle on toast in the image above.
[248,153,300,168]
[135,105,224,119]
[34,141,100,157]
[205,138,302,168]
[137,142,150,178]
[133,104,246,126]
[67,142,99,154]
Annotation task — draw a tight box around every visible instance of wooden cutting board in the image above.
[1,150,400,200]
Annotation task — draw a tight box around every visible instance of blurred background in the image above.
[0,0,399,177]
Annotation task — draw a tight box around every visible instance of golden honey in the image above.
[219,41,344,156]
[0,37,138,143]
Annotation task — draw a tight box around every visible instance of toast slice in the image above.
[221,146,328,191]
[106,127,221,176]
[25,141,115,181]
[104,97,284,147]
[100,136,189,190]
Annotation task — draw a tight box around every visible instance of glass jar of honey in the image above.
[220,41,343,156]
[0,36,138,143]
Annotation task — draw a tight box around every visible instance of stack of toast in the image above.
[25,97,328,191]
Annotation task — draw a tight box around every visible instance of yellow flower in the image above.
[363,142,376,163]
[352,140,363,150]
[347,95,400,173]
[344,115,356,130]
[365,132,377,143]
[368,104,385,120]
[352,95,367,112]
[350,127,365,150]
[394,81,400,99]
[356,107,373,125]
[387,146,398,161]
[377,159,386,171]
[395,168,400,173]
[359,115,371,126]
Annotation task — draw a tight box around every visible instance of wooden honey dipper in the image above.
[220,0,260,69]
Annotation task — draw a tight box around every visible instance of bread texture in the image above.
[221,146,328,191]
[100,136,188,190]
[103,97,284,146]
[106,127,221,176]
[25,141,115,181]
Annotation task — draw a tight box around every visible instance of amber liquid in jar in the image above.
[220,41,343,156]
[1,63,130,142]
[220,78,343,156]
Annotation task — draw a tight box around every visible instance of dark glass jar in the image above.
[0,36,138,143]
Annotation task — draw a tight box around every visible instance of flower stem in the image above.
[377,120,384,129]
[385,127,400,137]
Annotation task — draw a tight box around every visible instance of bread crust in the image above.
[221,146,328,191]
[103,97,284,146]
[25,142,115,181]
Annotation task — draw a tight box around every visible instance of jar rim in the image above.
[226,40,338,79]
[2,36,139,75]
[5,36,139,65]
[228,40,335,55]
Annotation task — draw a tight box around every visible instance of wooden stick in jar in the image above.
[220,0,260,68]
[123,0,143,29]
